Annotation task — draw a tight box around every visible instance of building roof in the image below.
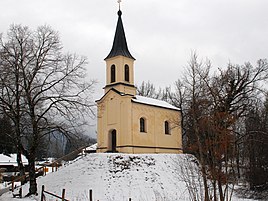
[132,95,181,111]
[105,10,135,60]
[0,154,28,166]
[96,88,180,111]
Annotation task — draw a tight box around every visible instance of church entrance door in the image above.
[110,129,117,153]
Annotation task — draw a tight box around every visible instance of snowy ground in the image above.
[0,182,8,189]
[0,153,256,201]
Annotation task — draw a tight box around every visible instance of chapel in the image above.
[96,8,183,154]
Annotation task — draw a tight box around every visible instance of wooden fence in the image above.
[10,165,47,192]
[40,186,134,201]
[52,145,88,164]
[11,187,22,198]
[9,145,88,192]
[9,146,97,199]
[41,185,69,201]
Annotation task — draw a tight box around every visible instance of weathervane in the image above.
[117,0,121,10]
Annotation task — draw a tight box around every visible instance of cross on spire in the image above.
[117,0,121,10]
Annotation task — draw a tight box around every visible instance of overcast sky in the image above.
[1,0,268,137]
[1,0,268,99]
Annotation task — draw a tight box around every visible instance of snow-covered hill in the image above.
[0,153,253,201]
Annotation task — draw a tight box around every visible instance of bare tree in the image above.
[174,154,205,201]
[137,81,176,105]
[0,25,28,181]
[244,95,268,191]
[182,52,213,201]
[0,24,95,195]
[136,81,161,99]
[175,52,268,201]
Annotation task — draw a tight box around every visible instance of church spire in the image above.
[105,9,135,60]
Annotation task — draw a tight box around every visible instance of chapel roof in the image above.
[96,88,180,111]
[105,10,135,60]
[132,95,181,111]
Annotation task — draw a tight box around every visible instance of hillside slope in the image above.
[1,153,253,201]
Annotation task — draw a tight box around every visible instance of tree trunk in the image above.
[27,153,37,196]
[197,139,210,201]
[218,175,224,201]
[16,150,26,184]
[213,180,217,201]
[201,166,210,201]
[235,142,240,179]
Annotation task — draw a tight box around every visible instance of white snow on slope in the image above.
[0,153,254,201]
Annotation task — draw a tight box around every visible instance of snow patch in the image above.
[133,95,180,111]
[0,153,256,201]
[0,154,28,166]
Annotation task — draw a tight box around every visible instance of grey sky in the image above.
[1,0,268,99]
[1,0,268,137]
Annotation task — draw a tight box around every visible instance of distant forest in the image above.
[0,117,96,159]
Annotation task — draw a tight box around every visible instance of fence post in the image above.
[19,188,22,198]
[62,188,66,201]
[89,189,93,201]
[12,180,14,192]
[41,185,45,201]
[42,167,44,176]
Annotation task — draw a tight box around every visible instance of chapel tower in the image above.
[96,7,183,154]
[104,10,136,96]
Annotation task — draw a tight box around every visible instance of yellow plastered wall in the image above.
[97,90,183,154]
[97,91,133,152]
[130,102,182,154]
[104,56,136,95]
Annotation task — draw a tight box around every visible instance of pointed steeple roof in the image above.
[105,10,135,60]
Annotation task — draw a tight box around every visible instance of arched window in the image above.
[140,117,146,132]
[124,64,129,82]
[165,121,170,134]
[111,65,116,83]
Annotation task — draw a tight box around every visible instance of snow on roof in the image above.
[0,154,28,166]
[132,95,180,111]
